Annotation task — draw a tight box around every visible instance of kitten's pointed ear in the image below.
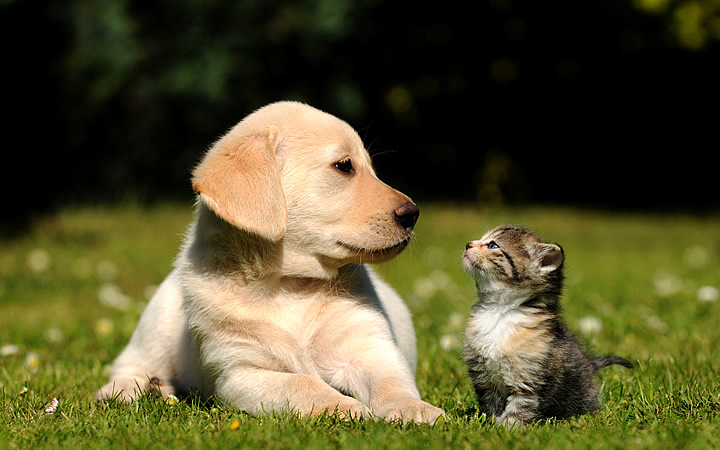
[537,243,564,272]
[192,124,287,241]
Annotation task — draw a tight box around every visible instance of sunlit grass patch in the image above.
[1,203,719,448]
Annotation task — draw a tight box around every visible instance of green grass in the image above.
[1,203,719,448]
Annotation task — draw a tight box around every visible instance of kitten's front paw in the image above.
[375,398,445,425]
[497,413,523,428]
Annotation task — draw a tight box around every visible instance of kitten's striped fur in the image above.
[462,225,632,426]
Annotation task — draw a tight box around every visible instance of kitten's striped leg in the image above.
[497,392,538,426]
[472,383,508,419]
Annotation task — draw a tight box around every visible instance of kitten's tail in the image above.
[591,355,634,371]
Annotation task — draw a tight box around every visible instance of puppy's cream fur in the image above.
[96,101,444,424]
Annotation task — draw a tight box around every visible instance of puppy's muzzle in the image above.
[394,202,420,230]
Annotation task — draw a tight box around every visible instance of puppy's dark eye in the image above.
[487,241,499,250]
[333,158,354,174]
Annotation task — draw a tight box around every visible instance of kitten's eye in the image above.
[333,158,354,174]
[487,241,499,250]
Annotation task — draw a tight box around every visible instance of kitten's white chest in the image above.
[464,303,549,391]
[466,307,526,358]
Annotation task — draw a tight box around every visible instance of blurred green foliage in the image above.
[1,204,719,447]
[3,0,719,232]
[634,0,720,49]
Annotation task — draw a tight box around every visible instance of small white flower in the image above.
[439,334,458,350]
[653,273,682,297]
[578,316,602,335]
[19,386,28,395]
[45,398,59,415]
[413,278,437,300]
[24,352,40,372]
[166,394,179,406]
[698,286,719,302]
[98,283,132,311]
[26,248,51,273]
[45,327,64,344]
[96,260,118,281]
[1,344,19,356]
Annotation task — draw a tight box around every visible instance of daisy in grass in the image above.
[45,398,59,415]
[578,316,602,335]
[1,344,19,356]
[698,286,718,302]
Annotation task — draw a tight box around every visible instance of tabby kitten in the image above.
[462,225,632,426]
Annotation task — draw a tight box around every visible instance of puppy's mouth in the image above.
[336,236,412,260]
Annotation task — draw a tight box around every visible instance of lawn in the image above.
[1,203,719,449]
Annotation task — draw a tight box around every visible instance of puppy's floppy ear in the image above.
[192,125,287,241]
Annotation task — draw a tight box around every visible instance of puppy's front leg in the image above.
[216,367,371,419]
[342,344,444,425]
[319,333,445,425]
[367,375,445,425]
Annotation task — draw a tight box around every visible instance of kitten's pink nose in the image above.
[466,241,477,250]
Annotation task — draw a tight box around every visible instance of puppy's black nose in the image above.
[394,202,420,230]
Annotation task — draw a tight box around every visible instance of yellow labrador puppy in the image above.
[96,101,445,424]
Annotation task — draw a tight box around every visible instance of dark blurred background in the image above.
[3,0,719,233]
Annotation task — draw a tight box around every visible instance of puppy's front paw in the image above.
[309,397,372,421]
[97,376,177,403]
[96,378,143,403]
[376,398,445,425]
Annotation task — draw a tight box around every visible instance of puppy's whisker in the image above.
[361,126,386,152]
[368,149,398,159]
